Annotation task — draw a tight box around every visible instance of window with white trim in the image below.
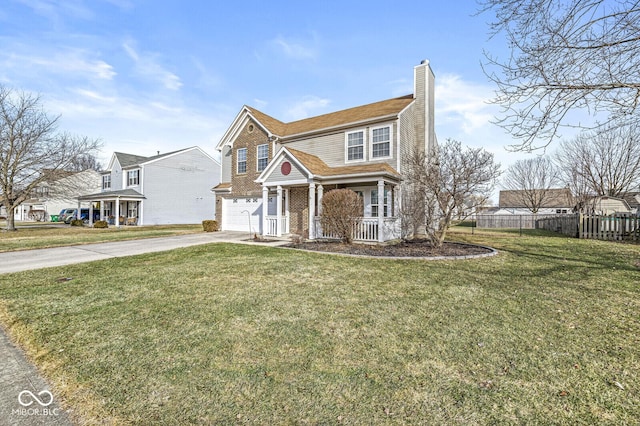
[102,175,111,190]
[127,170,139,186]
[371,126,391,158]
[257,144,268,172]
[370,189,390,217]
[237,148,247,174]
[346,130,364,161]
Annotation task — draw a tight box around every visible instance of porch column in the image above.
[89,203,94,226]
[100,200,104,221]
[394,185,401,217]
[308,182,316,240]
[317,184,324,216]
[377,180,385,242]
[115,197,121,228]
[276,185,283,237]
[77,200,81,220]
[262,186,269,236]
[138,200,143,226]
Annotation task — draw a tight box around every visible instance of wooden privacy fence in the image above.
[536,213,640,241]
[476,214,556,229]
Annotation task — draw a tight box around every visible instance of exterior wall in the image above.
[398,103,417,174]
[221,146,232,183]
[230,119,272,197]
[141,149,220,224]
[264,156,307,184]
[110,159,124,191]
[289,186,309,236]
[283,120,398,169]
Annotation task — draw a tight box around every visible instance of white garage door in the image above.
[222,197,275,233]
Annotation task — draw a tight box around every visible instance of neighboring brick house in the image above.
[213,60,437,242]
[78,147,220,226]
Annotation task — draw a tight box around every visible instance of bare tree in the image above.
[479,0,640,151]
[69,153,103,172]
[555,124,640,205]
[403,139,501,247]
[0,85,101,231]
[502,156,561,213]
[320,189,363,243]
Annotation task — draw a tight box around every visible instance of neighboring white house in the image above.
[78,147,220,226]
[621,192,640,214]
[582,196,632,215]
[11,169,101,221]
[213,60,437,242]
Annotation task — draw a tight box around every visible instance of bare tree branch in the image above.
[502,156,561,213]
[479,0,640,151]
[0,85,102,231]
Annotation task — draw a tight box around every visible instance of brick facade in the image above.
[231,120,272,197]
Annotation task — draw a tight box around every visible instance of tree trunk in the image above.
[5,208,17,231]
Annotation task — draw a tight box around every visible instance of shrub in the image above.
[320,189,363,243]
[70,219,84,227]
[93,220,108,229]
[202,220,219,232]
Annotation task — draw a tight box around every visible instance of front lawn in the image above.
[0,230,638,424]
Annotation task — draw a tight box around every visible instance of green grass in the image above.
[0,224,202,252]
[0,229,638,424]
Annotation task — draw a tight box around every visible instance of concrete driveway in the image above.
[0,231,266,274]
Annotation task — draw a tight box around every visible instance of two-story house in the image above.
[213,60,437,242]
[78,146,220,226]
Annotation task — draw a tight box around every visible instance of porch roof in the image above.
[78,188,146,201]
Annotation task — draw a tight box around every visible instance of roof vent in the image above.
[420,59,428,65]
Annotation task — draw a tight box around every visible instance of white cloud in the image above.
[0,47,116,81]
[270,34,318,60]
[284,96,330,121]
[435,73,496,134]
[122,39,182,91]
[16,0,94,21]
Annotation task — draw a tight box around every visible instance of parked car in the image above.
[59,208,101,224]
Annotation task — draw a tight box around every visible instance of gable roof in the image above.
[110,147,208,170]
[499,188,574,208]
[620,192,640,209]
[248,95,414,139]
[218,95,415,151]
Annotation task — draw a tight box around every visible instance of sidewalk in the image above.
[0,231,289,425]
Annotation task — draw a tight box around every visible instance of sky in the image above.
[1,0,533,203]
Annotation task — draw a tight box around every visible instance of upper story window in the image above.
[371,126,391,158]
[237,148,247,174]
[346,130,365,162]
[127,169,139,186]
[257,144,268,172]
[102,175,111,190]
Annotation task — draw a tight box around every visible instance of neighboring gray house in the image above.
[78,147,220,226]
[213,60,437,242]
[496,188,574,215]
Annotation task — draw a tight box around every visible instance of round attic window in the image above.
[247,124,255,133]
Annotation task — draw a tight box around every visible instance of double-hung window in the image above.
[237,148,247,174]
[102,175,111,190]
[257,144,268,172]
[346,130,364,161]
[371,126,391,158]
[127,170,139,186]
[370,189,389,217]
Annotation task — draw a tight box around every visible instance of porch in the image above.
[261,180,401,242]
[77,189,145,227]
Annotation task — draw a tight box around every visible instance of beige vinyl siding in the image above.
[265,156,307,184]
[398,103,417,174]
[221,146,232,183]
[283,120,398,169]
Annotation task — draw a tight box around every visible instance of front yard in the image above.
[0,229,638,424]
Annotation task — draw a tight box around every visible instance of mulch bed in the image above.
[285,239,493,258]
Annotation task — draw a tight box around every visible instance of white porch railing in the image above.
[264,214,290,236]
[314,217,400,242]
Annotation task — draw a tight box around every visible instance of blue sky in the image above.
[1,0,523,201]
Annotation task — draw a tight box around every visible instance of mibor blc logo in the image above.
[18,390,54,407]
[12,390,59,417]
